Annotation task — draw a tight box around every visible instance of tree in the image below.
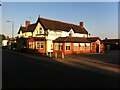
[105,37,108,40]
[6,36,10,40]
[0,34,6,40]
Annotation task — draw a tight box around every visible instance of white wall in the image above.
[17,22,88,53]
[46,40,53,52]
[33,23,45,37]
[2,40,8,46]
[22,32,32,38]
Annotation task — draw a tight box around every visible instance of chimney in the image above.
[80,22,84,28]
[38,15,40,18]
[26,20,30,27]
[20,24,23,27]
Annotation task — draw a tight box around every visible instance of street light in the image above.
[6,21,14,40]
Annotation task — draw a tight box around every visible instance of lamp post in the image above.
[6,21,14,40]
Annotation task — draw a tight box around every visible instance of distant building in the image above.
[102,39,120,50]
[2,40,8,46]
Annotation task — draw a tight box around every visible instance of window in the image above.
[91,43,94,50]
[51,44,53,50]
[66,43,70,51]
[29,42,34,49]
[86,43,90,50]
[39,27,42,34]
[59,43,63,50]
[80,43,84,50]
[40,42,44,49]
[54,43,63,50]
[36,42,40,49]
[74,43,78,51]
[29,42,32,49]
[69,29,74,36]
[37,27,42,34]
[36,42,44,49]
[54,43,59,50]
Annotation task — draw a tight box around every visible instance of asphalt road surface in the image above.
[2,49,120,88]
[70,50,120,65]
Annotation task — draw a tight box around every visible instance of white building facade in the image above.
[17,16,88,53]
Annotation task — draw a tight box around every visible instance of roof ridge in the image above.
[28,23,36,26]
[20,26,26,28]
[40,17,81,27]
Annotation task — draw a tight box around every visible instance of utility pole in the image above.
[6,21,14,40]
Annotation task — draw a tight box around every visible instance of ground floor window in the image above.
[66,43,70,51]
[54,43,59,50]
[91,43,94,50]
[29,42,34,49]
[86,43,90,50]
[80,43,84,50]
[36,42,44,49]
[59,43,63,50]
[51,43,53,50]
[73,43,78,51]
[54,43,63,50]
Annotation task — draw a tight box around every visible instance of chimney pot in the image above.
[80,22,84,27]
[20,24,23,27]
[38,15,40,18]
[26,21,30,27]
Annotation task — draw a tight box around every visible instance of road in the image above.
[69,50,120,65]
[2,49,120,88]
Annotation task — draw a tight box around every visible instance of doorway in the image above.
[96,44,99,53]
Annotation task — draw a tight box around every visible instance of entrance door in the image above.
[96,44,99,53]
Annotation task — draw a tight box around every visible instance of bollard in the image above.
[55,52,57,58]
[46,52,48,56]
[49,52,52,57]
[62,52,64,59]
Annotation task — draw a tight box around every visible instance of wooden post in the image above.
[62,52,64,59]
[55,52,57,58]
[49,52,52,57]
[46,51,48,56]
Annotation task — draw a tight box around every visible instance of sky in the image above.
[1,1,119,39]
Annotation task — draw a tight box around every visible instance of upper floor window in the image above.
[69,29,74,36]
[39,27,42,34]
[37,27,43,34]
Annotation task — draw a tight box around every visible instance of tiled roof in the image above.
[102,39,120,44]
[53,37,91,43]
[24,23,36,32]
[39,18,88,34]
[87,37,101,42]
[18,26,26,34]
[18,17,88,34]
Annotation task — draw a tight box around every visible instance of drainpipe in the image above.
[45,31,48,55]
[99,42,101,53]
